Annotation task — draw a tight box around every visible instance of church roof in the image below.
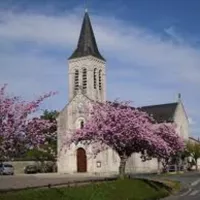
[68,11,105,61]
[140,102,178,123]
[189,137,200,144]
[107,101,178,123]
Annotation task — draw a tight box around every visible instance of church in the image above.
[57,10,190,174]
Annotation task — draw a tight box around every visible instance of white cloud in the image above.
[0,10,200,84]
[0,9,200,135]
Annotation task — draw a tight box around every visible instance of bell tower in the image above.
[68,10,106,102]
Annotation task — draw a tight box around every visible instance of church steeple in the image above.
[68,10,106,102]
[68,11,105,61]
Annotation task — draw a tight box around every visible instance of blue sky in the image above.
[0,0,200,137]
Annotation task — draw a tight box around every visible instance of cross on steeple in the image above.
[84,0,88,12]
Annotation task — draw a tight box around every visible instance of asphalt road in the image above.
[132,172,200,200]
[164,178,200,200]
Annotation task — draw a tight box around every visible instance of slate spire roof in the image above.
[68,11,105,61]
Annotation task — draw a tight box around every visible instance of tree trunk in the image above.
[161,159,168,173]
[195,159,198,171]
[119,155,128,179]
[157,158,161,175]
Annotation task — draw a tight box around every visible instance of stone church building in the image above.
[57,11,189,174]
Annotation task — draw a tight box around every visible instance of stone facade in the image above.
[173,101,189,141]
[68,56,106,103]
[57,11,190,175]
[57,54,108,174]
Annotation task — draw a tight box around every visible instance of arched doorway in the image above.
[77,148,87,172]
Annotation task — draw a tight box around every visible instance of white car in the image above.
[0,163,14,175]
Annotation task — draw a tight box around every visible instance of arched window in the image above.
[99,70,102,90]
[74,70,79,91]
[82,68,87,92]
[80,121,84,129]
[94,68,97,89]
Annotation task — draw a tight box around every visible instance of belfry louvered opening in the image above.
[74,69,79,91]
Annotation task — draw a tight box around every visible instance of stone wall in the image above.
[126,153,158,174]
[4,161,53,174]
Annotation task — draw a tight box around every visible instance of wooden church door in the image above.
[77,148,87,172]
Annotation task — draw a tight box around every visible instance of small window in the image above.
[74,70,79,91]
[80,121,84,129]
[94,68,97,89]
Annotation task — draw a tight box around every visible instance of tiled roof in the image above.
[107,101,178,123]
[140,103,178,123]
[189,137,200,144]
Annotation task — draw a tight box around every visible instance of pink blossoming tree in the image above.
[142,123,185,173]
[0,84,57,161]
[66,100,184,178]
[154,123,184,158]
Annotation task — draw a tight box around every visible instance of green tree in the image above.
[186,141,200,171]
[41,110,59,122]
[26,110,59,162]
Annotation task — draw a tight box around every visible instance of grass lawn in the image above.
[0,178,178,200]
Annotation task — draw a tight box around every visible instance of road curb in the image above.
[0,177,117,193]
